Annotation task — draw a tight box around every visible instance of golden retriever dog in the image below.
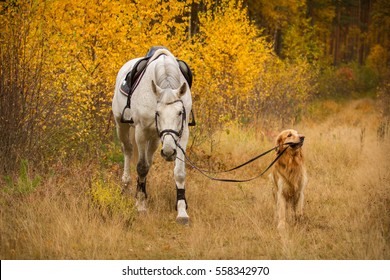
[269,129,308,233]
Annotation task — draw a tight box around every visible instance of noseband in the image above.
[155,99,186,141]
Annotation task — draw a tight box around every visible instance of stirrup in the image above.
[120,107,134,124]
[188,109,196,127]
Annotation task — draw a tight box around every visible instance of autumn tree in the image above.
[187,0,271,145]
[0,0,194,169]
[39,0,193,158]
[1,0,384,173]
[0,0,51,172]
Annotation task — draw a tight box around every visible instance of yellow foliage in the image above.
[189,0,272,128]
[367,44,388,76]
[90,175,136,224]
[42,0,195,151]
[1,0,316,161]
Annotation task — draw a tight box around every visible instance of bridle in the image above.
[155,99,187,142]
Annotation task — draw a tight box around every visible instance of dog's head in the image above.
[275,129,305,154]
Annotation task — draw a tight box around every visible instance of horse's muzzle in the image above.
[161,148,177,161]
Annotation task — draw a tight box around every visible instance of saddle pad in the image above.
[119,79,131,96]
[119,58,149,96]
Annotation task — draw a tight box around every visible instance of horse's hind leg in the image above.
[115,120,133,192]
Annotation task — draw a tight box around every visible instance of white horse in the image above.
[112,49,192,224]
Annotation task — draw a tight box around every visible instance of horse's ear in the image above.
[178,82,187,97]
[152,80,161,98]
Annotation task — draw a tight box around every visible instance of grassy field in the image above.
[1,97,389,259]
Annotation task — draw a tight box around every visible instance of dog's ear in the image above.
[275,134,284,154]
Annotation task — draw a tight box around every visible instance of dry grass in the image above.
[1,98,389,260]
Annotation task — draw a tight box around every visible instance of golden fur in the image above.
[269,129,308,233]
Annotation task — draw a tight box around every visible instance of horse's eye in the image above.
[178,111,182,116]
[287,133,292,137]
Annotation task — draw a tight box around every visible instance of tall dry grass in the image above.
[0,98,389,259]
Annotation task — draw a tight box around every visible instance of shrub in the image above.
[89,175,136,225]
[3,160,41,195]
[253,58,318,128]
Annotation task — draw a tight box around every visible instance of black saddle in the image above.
[120,46,193,97]
[120,46,195,126]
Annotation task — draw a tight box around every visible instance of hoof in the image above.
[136,203,147,213]
[277,221,288,238]
[176,199,189,225]
[121,186,132,196]
[136,192,147,212]
[176,215,189,225]
[277,221,286,231]
[121,174,131,189]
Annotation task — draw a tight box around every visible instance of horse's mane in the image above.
[150,49,181,90]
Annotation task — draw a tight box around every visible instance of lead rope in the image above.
[176,143,289,183]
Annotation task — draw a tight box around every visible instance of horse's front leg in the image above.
[175,144,189,225]
[134,131,159,212]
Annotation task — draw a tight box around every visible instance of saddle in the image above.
[120,46,195,126]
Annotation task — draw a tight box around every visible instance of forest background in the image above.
[1,0,389,172]
[0,0,389,260]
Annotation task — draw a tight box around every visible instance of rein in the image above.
[153,92,299,183]
[176,143,293,183]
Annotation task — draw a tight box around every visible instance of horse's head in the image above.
[152,80,187,161]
